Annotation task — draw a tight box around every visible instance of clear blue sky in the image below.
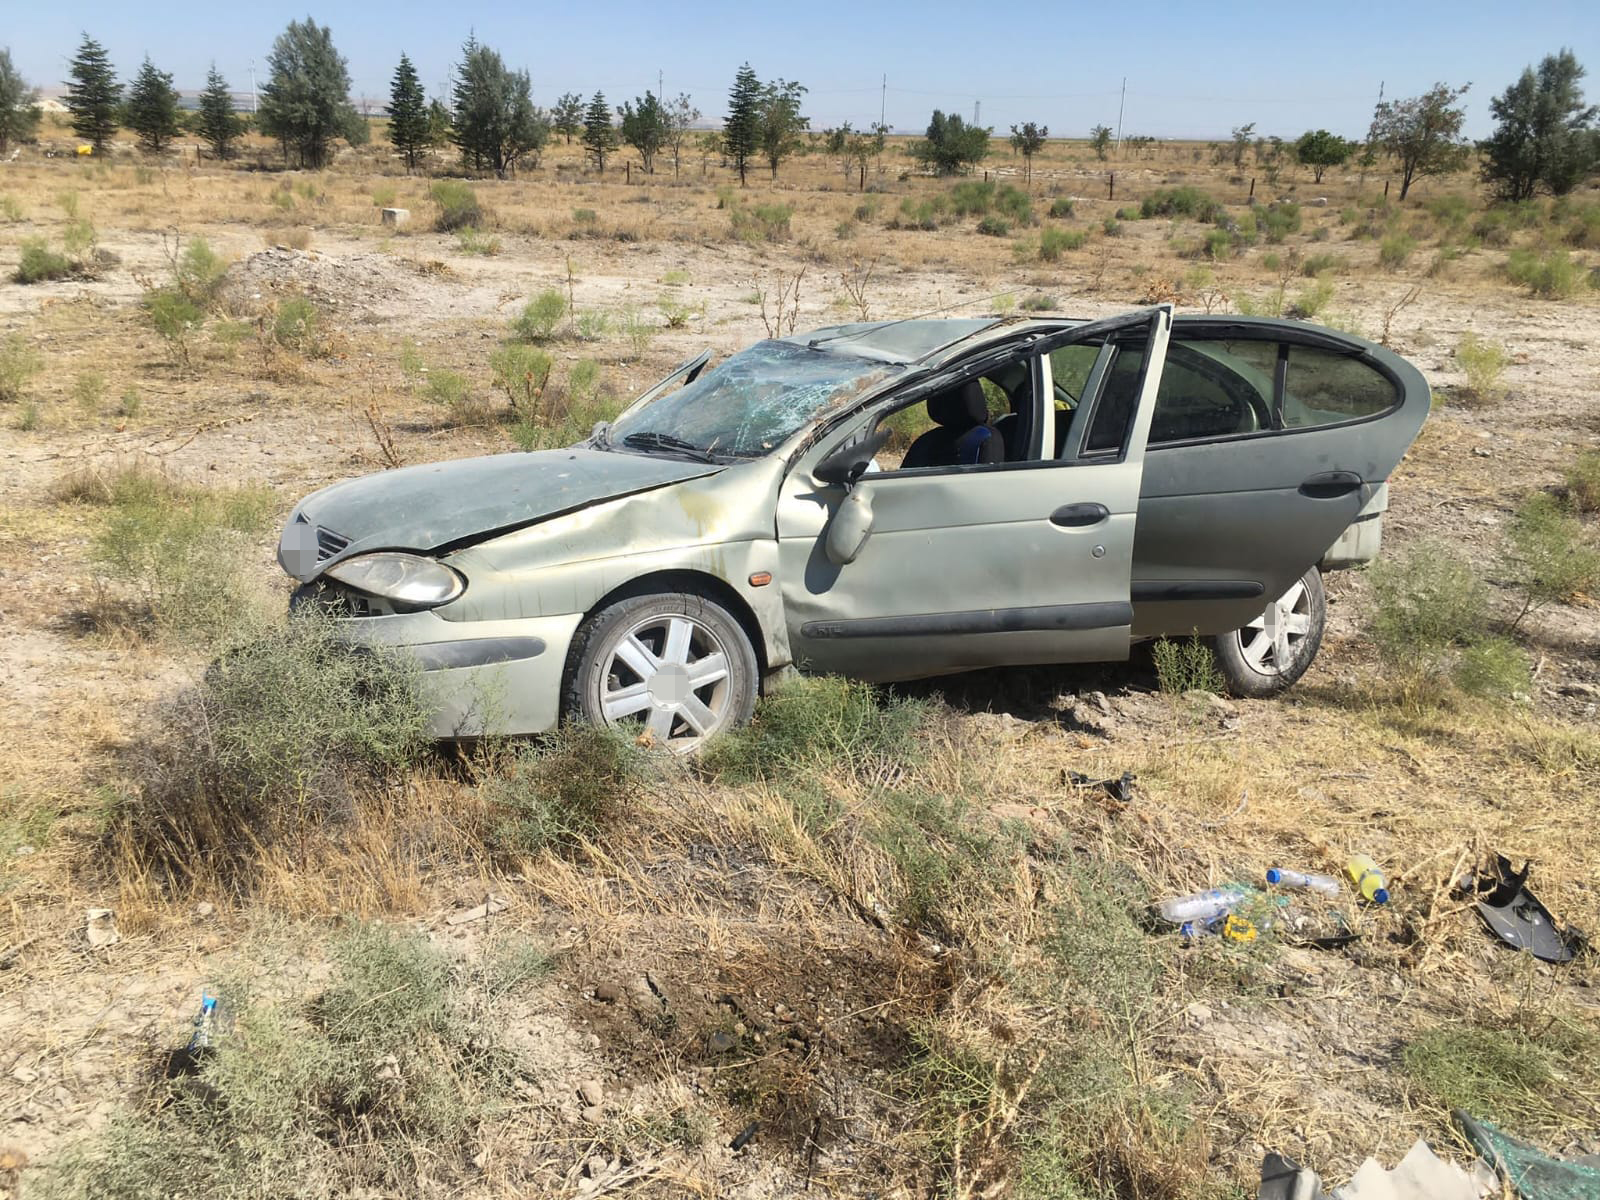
[11,0,1600,140]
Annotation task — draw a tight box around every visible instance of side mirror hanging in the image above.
[813,428,891,488]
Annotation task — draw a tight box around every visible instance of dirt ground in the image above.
[2,132,1599,1198]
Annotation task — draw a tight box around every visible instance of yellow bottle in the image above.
[1346,854,1390,904]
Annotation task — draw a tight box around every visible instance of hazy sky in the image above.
[10,0,1600,140]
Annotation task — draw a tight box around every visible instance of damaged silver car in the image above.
[279,307,1430,749]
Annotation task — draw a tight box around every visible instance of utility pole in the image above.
[658,69,663,99]
[880,73,886,131]
[973,99,980,126]
[1115,76,1125,157]
[249,60,257,113]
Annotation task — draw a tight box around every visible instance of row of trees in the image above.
[13,30,1600,199]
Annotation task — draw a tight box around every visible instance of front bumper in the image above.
[310,604,583,737]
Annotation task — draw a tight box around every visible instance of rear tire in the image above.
[564,591,758,753]
[1211,567,1326,698]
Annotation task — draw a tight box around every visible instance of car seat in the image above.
[900,381,1006,469]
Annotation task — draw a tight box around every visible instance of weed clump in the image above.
[49,923,543,1197]
[1151,635,1224,694]
[702,675,927,785]
[114,615,428,887]
[1038,227,1086,261]
[481,724,644,859]
[1505,247,1582,298]
[512,289,567,341]
[1562,450,1600,513]
[1505,492,1600,628]
[1455,333,1509,404]
[1140,187,1222,223]
[430,179,482,231]
[0,333,41,403]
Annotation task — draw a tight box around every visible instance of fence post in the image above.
[1107,172,1115,200]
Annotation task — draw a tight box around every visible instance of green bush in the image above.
[702,675,927,786]
[425,369,472,413]
[0,334,42,403]
[1505,248,1582,298]
[482,724,644,858]
[1563,450,1600,513]
[1102,217,1122,237]
[572,207,598,224]
[1048,197,1075,219]
[995,184,1032,224]
[489,343,553,415]
[15,237,74,283]
[89,470,275,640]
[1290,276,1335,319]
[1021,293,1057,312]
[1378,233,1416,269]
[455,225,501,255]
[1455,333,1509,404]
[371,182,398,208]
[430,179,481,231]
[1260,202,1301,243]
[1139,187,1221,223]
[948,180,995,216]
[1566,202,1600,248]
[512,289,567,341]
[174,236,228,307]
[508,359,617,451]
[1202,228,1234,260]
[894,194,948,230]
[1301,252,1345,276]
[976,214,1011,237]
[1152,635,1224,694]
[1366,540,1526,695]
[1115,205,1141,221]
[0,194,21,222]
[1424,194,1472,228]
[1038,226,1087,261]
[272,296,324,354]
[1506,492,1600,627]
[143,287,205,369]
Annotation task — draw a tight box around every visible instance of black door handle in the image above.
[1299,471,1363,499]
[1051,502,1109,527]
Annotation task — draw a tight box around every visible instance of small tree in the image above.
[911,110,990,175]
[194,66,242,161]
[451,37,545,176]
[1009,121,1047,181]
[1089,124,1112,161]
[1293,129,1354,183]
[426,98,452,148]
[388,52,429,171]
[825,122,875,189]
[582,91,617,171]
[758,78,806,180]
[665,93,699,176]
[553,92,583,144]
[1370,82,1471,200]
[64,34,121,155]
[724,63,762,185]
[618,90,667,173]
[0,49,42,154]
[126,57,181,154]
[258,18,358,169]
[1229,122,1256,168]
[1481,49,1600,201]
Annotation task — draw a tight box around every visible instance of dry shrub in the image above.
[110,615,430,896]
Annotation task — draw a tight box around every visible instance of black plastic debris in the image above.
[730,1121,760,1152]
[1464,856,1584,964]
[1257,1150,1326,1199]
[1065,770,1136,803]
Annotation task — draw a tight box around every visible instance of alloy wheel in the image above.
[1236,578,1314,675]
[597,612,733,749]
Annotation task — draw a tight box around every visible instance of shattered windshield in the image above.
[610,340,900,459]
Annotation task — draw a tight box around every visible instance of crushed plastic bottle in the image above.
[1345,854,1390,904]
[186,992,219,1052]
[1266,868,1342,896]
[1157,885,1252,925]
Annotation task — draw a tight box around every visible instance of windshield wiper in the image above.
[621,431,720,463]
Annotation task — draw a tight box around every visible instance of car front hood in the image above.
[281,447,722,580]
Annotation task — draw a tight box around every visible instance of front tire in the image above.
[1211,567,1326,698]
[564,591,758,752]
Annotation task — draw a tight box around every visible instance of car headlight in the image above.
[322,552,464,609]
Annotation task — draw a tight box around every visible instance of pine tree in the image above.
[0,49,42,155]
[126,57,181,154]
[194,65,242,160]
[582,90,617,171]
[724,63,761,186]
[553,92,583,144]
[64,34,121,155]
[388,52,428,170]
[450,36,546,176]
[258,18,357,169]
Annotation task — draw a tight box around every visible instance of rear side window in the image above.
[1282,345,1398,427]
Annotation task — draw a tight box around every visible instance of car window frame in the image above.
[1091,323,1409,454]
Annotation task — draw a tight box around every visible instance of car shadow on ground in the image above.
[889,649,1163,728]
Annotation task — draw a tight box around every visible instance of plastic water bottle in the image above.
[1345,854,1390,904]
[1157,885,1252,925]
[1266,868,1342,896]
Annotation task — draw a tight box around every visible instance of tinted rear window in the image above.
[1282,345,1398,427]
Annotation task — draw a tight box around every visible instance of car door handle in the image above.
[1299,471,1363,499]
[1050,502,1109,527]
